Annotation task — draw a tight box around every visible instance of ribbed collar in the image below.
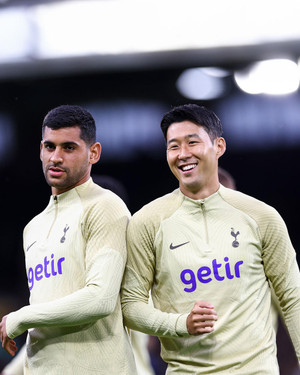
[178,185,223,207]
[47,178,92,208]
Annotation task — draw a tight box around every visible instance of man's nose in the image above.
[178,144,192,159]
[50,148,63,163]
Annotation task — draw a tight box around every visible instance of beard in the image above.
[43,161,90,193]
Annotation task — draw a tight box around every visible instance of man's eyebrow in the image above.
[167,133,200,145]
[43,140,79,146]
[43,140,55,146]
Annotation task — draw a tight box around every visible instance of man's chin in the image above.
[46,177,65,188]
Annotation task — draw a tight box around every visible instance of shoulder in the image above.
[76,180,131,224]
[129,189,183,232]
[134,189,182,217]
[219,185,278,214]
[218,185,285,230]
[79,180,129,211]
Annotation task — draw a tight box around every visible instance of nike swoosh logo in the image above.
[170,241,190,250]
[26,241,36,252]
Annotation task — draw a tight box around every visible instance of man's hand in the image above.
[0,316,18,356]
[186,301,218,335]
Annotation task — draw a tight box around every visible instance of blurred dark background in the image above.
[2,69,299,300]
[0,0,300,373]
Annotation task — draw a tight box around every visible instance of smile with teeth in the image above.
[180,164,197,172]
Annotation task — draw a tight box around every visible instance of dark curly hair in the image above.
[42,105,96,145]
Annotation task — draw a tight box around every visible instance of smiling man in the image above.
[0,105,137,375]
[121,104,300,374]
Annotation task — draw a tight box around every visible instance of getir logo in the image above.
[180,257,243,292]
[28,254,65,291]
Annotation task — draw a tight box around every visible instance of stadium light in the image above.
[176,67,230,100]
[234,59,300,95]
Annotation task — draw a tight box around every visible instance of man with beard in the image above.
[0,105,137,375]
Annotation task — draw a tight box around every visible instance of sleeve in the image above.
[261,207,300,364]
[121,212,189,338]
[6,197,130,339]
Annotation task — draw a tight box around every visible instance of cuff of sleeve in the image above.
[175,313,189,337]
[6,310,24,339]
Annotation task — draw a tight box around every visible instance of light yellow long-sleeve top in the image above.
[121,185,300,374]
[6,178,137,375]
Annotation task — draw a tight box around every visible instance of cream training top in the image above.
[6,178,137,375]
[121,184,300,374]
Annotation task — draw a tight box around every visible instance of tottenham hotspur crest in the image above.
[60,224,70,243]
[231,228,240,248]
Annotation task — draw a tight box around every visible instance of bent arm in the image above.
[122,266,217,338]
[122,264,189,337]
[6,248,124,339]
[121,208,218,338]
[7,196,130,340]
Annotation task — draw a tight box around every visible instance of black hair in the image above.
[160,104,223,143]
[42,105,96,145]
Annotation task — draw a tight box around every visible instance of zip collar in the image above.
[178,185,222,206]
[49,178,92,206]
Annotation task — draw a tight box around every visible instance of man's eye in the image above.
[168,144,179,150]
[65,146,75,151]
[45,144,54,150]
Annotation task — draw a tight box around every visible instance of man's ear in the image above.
[215,137,226,159]
[89,142,101,165]
[40,141,43,161]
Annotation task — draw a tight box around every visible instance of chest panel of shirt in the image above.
[25,195,86,303]
[152,195,267,311]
